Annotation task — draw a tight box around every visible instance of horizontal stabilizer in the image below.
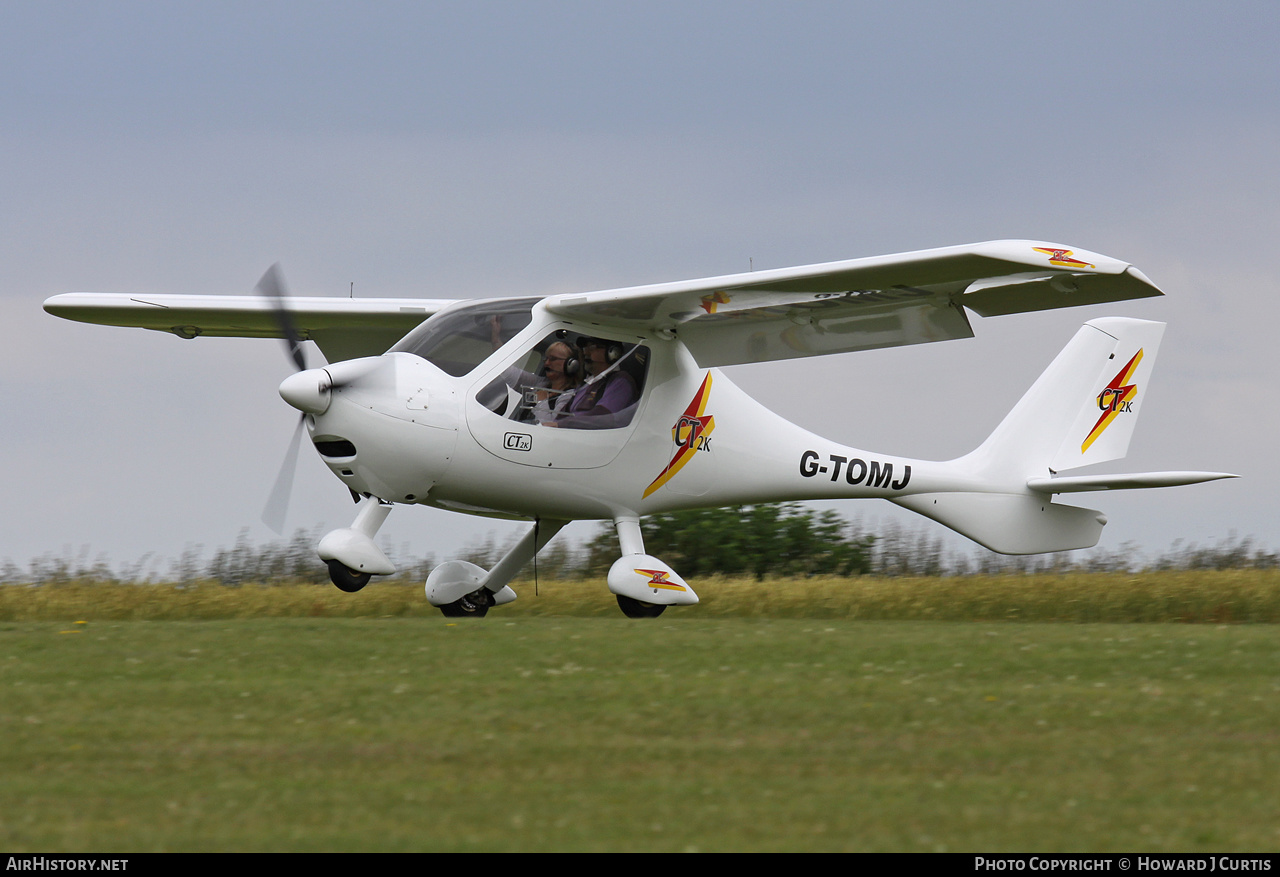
[1027,471,1237,494]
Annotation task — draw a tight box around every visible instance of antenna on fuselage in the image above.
[532,517,540,597]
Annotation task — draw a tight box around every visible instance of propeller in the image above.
[257,264,310,535]
[255,263,307,372]
[256,264,374,533]
[263,415,306,535]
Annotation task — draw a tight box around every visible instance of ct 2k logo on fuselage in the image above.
[503,432,532,451]
[643,373,715,498]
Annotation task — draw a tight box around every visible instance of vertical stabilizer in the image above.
[1049,318,1164,472]
[965,318,1165,483]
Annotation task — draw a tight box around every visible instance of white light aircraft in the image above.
[45,240,1235,617]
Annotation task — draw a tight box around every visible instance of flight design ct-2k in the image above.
[45,240,1234,617]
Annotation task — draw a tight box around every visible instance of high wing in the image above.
[543,240,1162,367]
[42,293,456,362]
[44,240,1160,366]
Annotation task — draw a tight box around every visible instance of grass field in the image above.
[2,573,1279,851]
[6,569,1280,622]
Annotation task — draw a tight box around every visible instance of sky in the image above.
[3,0,1278,576]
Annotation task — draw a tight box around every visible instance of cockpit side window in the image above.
[389,298,538,376]
[476,330,649,430]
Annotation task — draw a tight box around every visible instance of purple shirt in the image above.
[557,371,639,429]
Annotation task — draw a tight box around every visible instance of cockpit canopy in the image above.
[391,296,651,432]
[389,297,539,376]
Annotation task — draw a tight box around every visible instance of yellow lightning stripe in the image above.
[1033,246,1096,269]
[642,373,715,498]
[634,569,687,591]
[1081,349,1143,453]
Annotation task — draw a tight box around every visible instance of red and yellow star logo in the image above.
[700,290,731,314]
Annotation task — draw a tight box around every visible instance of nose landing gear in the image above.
[318,496,396,592]
[438,587,495,617]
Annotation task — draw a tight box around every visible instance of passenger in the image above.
[544,338,640,429]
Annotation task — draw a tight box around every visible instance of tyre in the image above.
[327,560,371,593]
[439,587,494,618]
[616,594,666,618]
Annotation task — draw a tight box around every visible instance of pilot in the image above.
[544,338,641,429]
[529,341,581,423]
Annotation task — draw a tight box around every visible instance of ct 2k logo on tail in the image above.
[1081,348,1143,452]
[643,373,715,498]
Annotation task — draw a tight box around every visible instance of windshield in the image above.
[389,298,538,376]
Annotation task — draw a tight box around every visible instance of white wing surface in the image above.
[43,293,455,362]
[44,240,1161,366]
[543,240,1162,367]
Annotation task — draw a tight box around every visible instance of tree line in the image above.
[5,504,1278,586]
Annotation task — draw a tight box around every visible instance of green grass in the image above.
[5,569,1280,622]
[2,610,1278,851]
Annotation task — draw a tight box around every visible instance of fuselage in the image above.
[288,299,990,524]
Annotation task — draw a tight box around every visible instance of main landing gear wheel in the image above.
[439,587,495,618]
[327,560,371,593]
[616,595,667,618]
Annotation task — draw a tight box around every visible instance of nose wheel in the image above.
[327,560,372,593]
